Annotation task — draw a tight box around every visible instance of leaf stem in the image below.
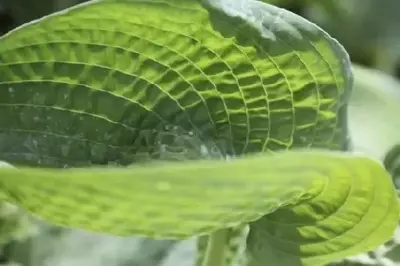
[201,229,229,266]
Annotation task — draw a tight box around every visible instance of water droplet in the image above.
[32,139,38,147]
[61,145,70,157]
[200,145,209,156]
[211,146,220,155]
[31,92,46,105]
[90,143,108,162]
[103,133,113,141]
[23,137,39,153]
[159,144,167,152]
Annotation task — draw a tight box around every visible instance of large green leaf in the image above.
[0,0,352,167]
[0,0,397,266]
[246,152,399,266]
[0,151,398,262]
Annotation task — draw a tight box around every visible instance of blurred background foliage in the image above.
[1,0,400,265]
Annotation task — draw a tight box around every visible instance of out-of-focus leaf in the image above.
[341,64,400,266]
[308,0,400,73]
[348,64,400,160]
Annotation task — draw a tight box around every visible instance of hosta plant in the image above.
[0,0,398,266]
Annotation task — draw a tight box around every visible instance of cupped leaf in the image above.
[247,153,399,266]
[0,151,397,243]
[0,0,352,167]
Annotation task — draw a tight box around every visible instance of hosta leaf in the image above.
[0,0,397,266]
[246,153,399,266]
[0,0,352,167]
[0,152,398,255]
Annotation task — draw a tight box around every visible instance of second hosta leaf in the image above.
[247,153,399,266]
[0,151,398,266]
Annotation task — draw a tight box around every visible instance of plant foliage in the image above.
[0,0,398,266]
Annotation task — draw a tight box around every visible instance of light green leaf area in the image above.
[348,64,400,160]
[0,151,398,264]
[0,0,396,265]
[247,153,399,266]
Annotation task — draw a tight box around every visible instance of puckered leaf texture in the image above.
[0,1,397,266]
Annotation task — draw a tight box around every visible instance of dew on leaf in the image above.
[31,92,46,105]
[90,143,108,162]
[61,144,70,157]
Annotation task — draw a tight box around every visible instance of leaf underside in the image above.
[0,0,397,265]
